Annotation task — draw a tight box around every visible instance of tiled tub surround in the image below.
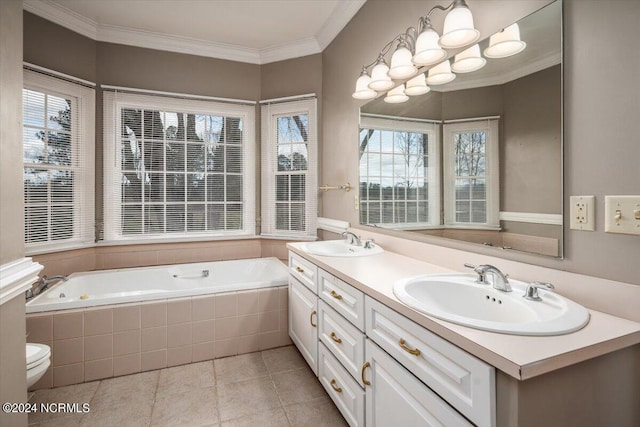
[26,286,291,389]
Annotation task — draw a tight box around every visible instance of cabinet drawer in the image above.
[289,252,318,293]
[365,296,495,427]
[319,342,365,427]
[318,269,365,331]
[318,300,366,386]
[365,339,473,427]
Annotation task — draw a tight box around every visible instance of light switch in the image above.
[604,195,640,235]
[569,196,595,231]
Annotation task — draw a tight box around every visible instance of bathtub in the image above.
[26,257,288,313]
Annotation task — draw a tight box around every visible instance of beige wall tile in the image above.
[141,302,166,328]
[113,330,140,356]
[84,334,113,361]
[222,244,261,260]
[214,339,237,359]
[53,313,83,340]
[156,250,176,265]
[84,358,113,382]
[237,291,261,315]
[192,342,215,363]
[279,309,288,331]
[215,317,238,341]
[141,349,167,372]
[259,288,280,312]
[258,332,281,351]
[113,354,140,377]
[215,293,238,318]
[167,323,191,348]
[53,338,84,366]
[167,346,192,367]
[201,246,224,261]
[84,309,113,336]
[192,296,215,321]
[236,335,261,354]
[141,326,167,352]
[113,305,140,332]
[167,299,192,324]
[137,251,159,267]
[192,320,215,344]
[278,287,288,310]
[53,363,84,387]
[237,314,261,336]
[27,315,52,343]
[260,311,279,333]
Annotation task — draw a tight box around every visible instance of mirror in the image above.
[358,1,562,258]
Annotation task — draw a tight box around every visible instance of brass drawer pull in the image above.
[295,266,304,273]
[361,361,371,386]
[310,310,317,327]
[330,332,342,344]
[330,290,343,300]
[330,379,343,393]
[399,338,421,356]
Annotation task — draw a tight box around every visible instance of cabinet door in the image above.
[365,339,473,427]
[289,276,318,375]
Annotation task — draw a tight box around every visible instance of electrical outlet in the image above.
[569,196,595,231]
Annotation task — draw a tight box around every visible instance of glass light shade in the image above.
[405,73,430,96]
[426,60,456,85]
[388,46,417,79]
[413,28,447,66]
[352,73,377,100]
[384,84,409,104]
[451,44,486,73]
[484,23,527,58]
[439,5,480,49]
[368,61,394,91]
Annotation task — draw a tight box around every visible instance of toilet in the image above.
[26,343,51,388]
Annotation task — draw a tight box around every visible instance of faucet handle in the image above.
[363,239,375,249]
[523,281,555,301]
[464,263,489,284]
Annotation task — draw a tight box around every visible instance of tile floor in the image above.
[28,346,348,427]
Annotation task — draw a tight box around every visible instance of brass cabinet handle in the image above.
[330,332,342,344]
[330,290,343,300]
[310,310,317,327]
[399,338,421,356]
[295,266,304,273]
[361,361,371,386]
[330,379,343,393]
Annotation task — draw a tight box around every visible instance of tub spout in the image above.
[202,269,209,278]
[26,275,69,300]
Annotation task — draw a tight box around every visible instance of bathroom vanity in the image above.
[287,243,640,427]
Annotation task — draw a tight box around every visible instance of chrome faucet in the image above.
[464,264,511,292]
[26,275,68,300]
[341,231,362,246]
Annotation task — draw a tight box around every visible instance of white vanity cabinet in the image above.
[288,250,495,427]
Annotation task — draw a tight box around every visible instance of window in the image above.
[23,70,95,254]
[261,99,317,238]
[443,119,499,229]
[359,116,440,228]
[103,92,255,241]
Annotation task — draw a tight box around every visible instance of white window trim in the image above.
[261,99,318,239]
[443,119,500,229]
[23,70,95,255]
[103,91,256,242]
[359,116,441,228]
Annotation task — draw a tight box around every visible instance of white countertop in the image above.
[288,243,640,380]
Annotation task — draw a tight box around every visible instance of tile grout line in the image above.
[261,350,293,427]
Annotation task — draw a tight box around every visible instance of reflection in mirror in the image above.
[359,1,562,258]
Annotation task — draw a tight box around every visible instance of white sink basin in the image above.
[393,274,590,336]
[302,240,384,257]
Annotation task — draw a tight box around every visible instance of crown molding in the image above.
[23,0,365,64]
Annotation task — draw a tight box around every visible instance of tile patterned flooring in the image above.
[28,346,348,427]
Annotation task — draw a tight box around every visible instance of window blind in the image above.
[261,99,317,238]
[103,91,256,242]
[23,70,95,254]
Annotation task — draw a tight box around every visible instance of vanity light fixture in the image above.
[484,23,527,58]
[352,67,377,100]
[426,60,456,85]
[384,84,410,104]
[451,44,486,73]
[405,73,431,96]
[352,0,480,100]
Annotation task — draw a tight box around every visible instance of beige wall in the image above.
[322,0,640,286]
[1,2,28,424]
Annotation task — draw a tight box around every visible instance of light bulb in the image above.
[413,27,447,66]
[384,84,409,104]
[439,3,480,49]
[451,44,486,73]
[484,23,527,58]
[352,72,377,100]
[405,73,430,96]
[368,61,394,91]
[426,60,456,85]
[388,45,417,80]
